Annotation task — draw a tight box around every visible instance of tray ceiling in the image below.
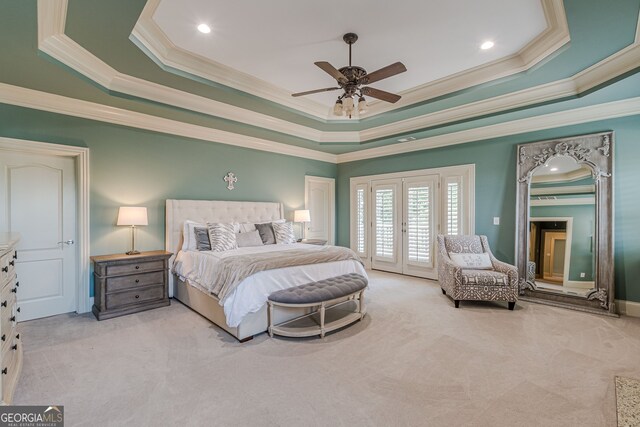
[150,0,547,110]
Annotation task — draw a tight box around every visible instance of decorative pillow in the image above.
[236,230,264,248]
[193,227,211,251]
[255,223,276,245]
[206,222,238,252]
[449,252,493,269]
[272,222,296,244]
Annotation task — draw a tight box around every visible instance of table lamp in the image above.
[293,209,311,240]
[117,206,148,255]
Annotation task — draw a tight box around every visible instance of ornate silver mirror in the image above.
[515,132,615,315]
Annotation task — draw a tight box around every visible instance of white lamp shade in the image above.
[294,209,311,223]
[117,207,148,226]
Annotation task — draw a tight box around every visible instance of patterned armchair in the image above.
[437,235,518,310]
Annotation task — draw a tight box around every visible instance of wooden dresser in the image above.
[92,251,172,320]
[0,233,21,405]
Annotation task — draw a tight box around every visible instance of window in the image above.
[375,188,395,258]
[446,178,461,235]
[356,187,365,253]
[406,185,430,263]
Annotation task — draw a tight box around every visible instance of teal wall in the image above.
[0,104,336,296]
[530,204,595,282]
[336,115,640,302]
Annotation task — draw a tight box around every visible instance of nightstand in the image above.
[91,250,172,320]
[299,239,327,246]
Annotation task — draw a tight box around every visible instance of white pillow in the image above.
[238,222,256,233]
[449,252,493,269]
[236,230,264,248]
[182,220,205,251]
[206,223,238,252]
[272,222,296,244]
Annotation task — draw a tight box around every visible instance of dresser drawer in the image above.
[2,335,20,404]
[106,271,164,293]
[0,287,16,342]
[105,285,164,310]
[106,260,164,276]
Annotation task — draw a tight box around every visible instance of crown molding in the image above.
[36,0,640,147]
[3,83,639,167]
[0,82,337,163]
[336,97,640,163]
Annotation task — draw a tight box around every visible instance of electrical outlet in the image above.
[580,272,586,278]
[493,217,500,225]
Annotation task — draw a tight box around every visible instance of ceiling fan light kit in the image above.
[292,33,407,119]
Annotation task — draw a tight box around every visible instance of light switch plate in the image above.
[493,217,500,225]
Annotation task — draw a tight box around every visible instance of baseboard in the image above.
[616,299,640,318]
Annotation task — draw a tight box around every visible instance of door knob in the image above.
[57,240,75,245]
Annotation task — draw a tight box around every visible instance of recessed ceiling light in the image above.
[480,41,495,50]
[197,24,211,34]
[550,167,559,172]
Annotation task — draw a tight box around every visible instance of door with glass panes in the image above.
[371,175,439,278]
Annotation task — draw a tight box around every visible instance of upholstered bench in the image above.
[267,273,367,338]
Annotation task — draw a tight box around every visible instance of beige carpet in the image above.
[14,271,640,426]
[616,377,640,426]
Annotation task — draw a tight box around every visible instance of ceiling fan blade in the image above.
[361,87,402,103]
[360,62,407,85]
[291,87,341,97]
[315,61,348,83]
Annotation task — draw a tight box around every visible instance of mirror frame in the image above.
[515,132,615,315]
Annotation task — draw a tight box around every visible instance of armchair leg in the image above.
[441,288,446,295]
[508,301,516,311]
[454,300,460,308]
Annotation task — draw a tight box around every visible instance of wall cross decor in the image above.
[223,172,237,190]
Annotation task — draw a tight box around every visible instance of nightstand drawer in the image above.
[106,260,164,276]
[106,271,164,293]
[105,285,164,310]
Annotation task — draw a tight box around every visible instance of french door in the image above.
[351,165,474,280]
[371,176,438,278]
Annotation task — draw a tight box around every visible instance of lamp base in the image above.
[125,250,141,255]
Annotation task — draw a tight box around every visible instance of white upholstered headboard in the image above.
[165,199,284,295]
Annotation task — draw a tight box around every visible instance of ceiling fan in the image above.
[292,33,407,118]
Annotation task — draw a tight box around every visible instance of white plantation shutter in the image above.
[356,186,366,254]
[375,188,395,258]
[445,177,462,235]
[406,185,430,263]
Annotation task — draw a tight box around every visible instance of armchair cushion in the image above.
[461,270,508,286]
[449,252,492,269]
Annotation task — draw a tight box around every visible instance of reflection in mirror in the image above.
[528,156,595,298]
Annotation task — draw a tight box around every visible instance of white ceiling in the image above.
[152,0,547,107]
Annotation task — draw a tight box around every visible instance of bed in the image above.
[165,199,367,342]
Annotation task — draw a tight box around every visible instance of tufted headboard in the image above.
[165,199,284,295]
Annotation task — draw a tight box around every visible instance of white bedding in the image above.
[173,243,367,327]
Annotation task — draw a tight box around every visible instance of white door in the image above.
[305,176,335,244]
[0,152,77,321]
[371,179,402,273]
[403,175,439,279]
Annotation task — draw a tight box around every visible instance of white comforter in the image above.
[173,243,367,327]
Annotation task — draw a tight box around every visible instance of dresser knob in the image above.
[15,334,19,340]
[17,307,20,313]
[11,344,17,351]
[9,261,14,267]
[1,335,5,342]
[1,267,7,273]
[135,279,140,283]
[16,281,19,287]
[13,251,17,259]
[10,316,15,322]
[11,288,16,293]
[1,301,6,308]
[135,266,140,270]
[135,295,140,299]
[1,368,6,375]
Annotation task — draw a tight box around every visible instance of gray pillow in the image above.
[255,223,276,245]
[236,230,264,248]
[194,227,211,251]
